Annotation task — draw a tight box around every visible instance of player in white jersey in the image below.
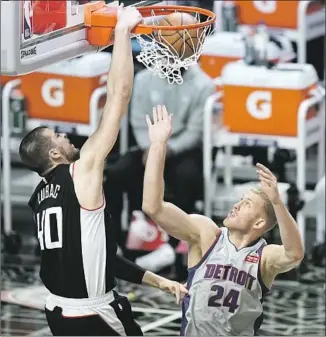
[142,105,305,336]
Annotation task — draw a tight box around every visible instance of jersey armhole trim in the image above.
[188,229,222,272]
[257,243,270,297]
[69,162,106,212]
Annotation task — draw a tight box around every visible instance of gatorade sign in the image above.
[222,58,318,137]
[252,0,276,14]
[246,91,272,120]
[223,83,315,137]
[234,0,323,29]
[41,79,64,107]
[20,72,106,125]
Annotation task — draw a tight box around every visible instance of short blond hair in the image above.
[251,188,277,232]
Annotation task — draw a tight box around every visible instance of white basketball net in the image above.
[135,11,214,85]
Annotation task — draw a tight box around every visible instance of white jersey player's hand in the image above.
[116,4,143,31]
[158,279,188,304]
[146,105,173,145]
[256,163,281,204]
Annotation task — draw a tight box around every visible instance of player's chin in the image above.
[223,217,232,228]
[73,148,80,160]
[223,216,237,229]
[68,148,80,162]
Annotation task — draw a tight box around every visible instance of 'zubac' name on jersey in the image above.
[37,184,61,205]
[204,264,256,290]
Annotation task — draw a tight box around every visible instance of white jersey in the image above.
[181,227,269,336]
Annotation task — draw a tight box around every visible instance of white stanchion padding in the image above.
[314,175,325,244]
[2,79,21,235]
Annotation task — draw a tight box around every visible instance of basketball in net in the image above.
[135,6,216,84]
[84,4,216,84]
[154,13,203,60]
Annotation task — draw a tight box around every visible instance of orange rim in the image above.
[84,3,216,45]
[85,3,216,31]
[136,5,216,30]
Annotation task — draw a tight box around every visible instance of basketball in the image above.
[155,12,202,60]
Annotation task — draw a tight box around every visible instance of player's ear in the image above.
[49,148,61,160]
[253,218,265,230]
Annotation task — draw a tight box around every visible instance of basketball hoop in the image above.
[84,3,216,84]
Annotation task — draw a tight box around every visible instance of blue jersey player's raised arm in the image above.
[142,105,304,336]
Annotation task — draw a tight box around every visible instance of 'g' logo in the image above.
[41,79,64,107]
[253,0,277,13]
[246,91,272,120]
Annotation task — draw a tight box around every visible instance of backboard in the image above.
[1,0,165,76]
